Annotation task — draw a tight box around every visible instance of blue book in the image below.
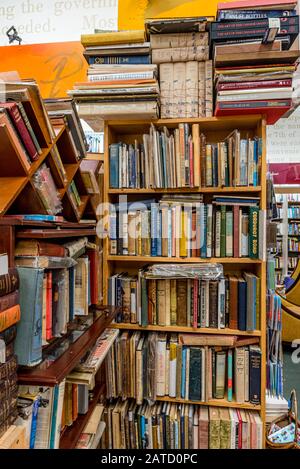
[217,9,297,21]
[15,267,44,366]
[151,203,158,256]
[88,55,151,65]
[238,278,247,331]
[109,143,120,188]
[20,214,62,222]
[29,396,40,449]
[69,266,75,322]
[181,346,187,399]
[157,209,162,257]
[252,275,257,330]
[200,205,207,258]
[253,139,258,187]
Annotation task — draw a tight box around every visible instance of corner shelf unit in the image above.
[103,115,267,440]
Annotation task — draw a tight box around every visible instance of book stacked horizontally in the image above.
[0,253,21,439]
[146,17,213,118]
[69,29,159,119]
[212,0,300,123]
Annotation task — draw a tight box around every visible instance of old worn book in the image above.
[189,347,202,401]
[198,62,206,117]
[176,279,187,326]
[157,279,166,326]
[209,407,221,449]
[81,30,146,47]
[199,406,209,449]
[229,276,239,329]
[170,280,177,326]
[205,60,213,117]
[0,425,26,449]
[159,63,174,118]
[15,240,67,258]
[173,62,186,117]
[152,46,209,64]
[0,269,19,297]
[185,61,199,117]
[215,351,226,399]
[219,408,231,449]
[151,32,209,49]
[0,305,21,333]
[234,347,245,403]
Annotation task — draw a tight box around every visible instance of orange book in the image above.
[72,384,78,422]
[0,304,21,332]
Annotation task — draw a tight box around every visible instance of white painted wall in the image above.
[0,0,118,45]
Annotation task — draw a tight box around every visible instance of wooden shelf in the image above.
[107,256,262,264]
[17,305,118,386]
[0,177,28,215]
[16,227,96,239]
[111,323,262,337]
[86,153,104,162]
[59,382,104,449]
[156,396,261,410]
[108,187,261,194]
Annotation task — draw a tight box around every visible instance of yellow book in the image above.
[180,210,188,258]
[81,30,146,47]
[170,279,177,326]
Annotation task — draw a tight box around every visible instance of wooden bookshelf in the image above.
[103,115,268,446]
[17,305,118,386]
[111,323,262,336]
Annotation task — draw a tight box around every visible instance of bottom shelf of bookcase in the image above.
[111,324,262,337]
[156,396,261,411]
[59,383,104,449]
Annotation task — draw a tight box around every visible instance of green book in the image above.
[249,206,259,259]
[220,205,226,258]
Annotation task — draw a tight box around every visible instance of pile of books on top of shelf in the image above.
[212,0,300,124]
[69,29,159,119]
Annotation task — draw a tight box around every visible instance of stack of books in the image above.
[106,331,262,405]
[109,123,262,189]
[0,254,20,439]
[101,400,263,449]
[212,0,300,123]
[109,196,260,259]
[146,17,212,118]
[69,30,159,119]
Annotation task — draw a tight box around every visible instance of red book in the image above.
[16,240,67,257]
[0,102,38,161]
[236,409,243,450]
[46,271,52,341]
[214,100,292,125]
[217,79,292,91]
[0,291,19,313]
[193,279,198,328]
[218,0,296,10]
[0,304,21,332]
[233,205,240,258]
[87,248,99,305]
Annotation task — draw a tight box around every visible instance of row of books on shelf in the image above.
[288,239,300,251]
[109,269,260,331]
[276,193,300,203]
[289,223,300,235]
[105,331,261,405]
[109,124,262,189]
[9,238,102,367]
[109,196,261,259]
[101,399,263,449]
[274,256,298,270]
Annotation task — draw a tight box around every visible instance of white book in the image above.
[218,89,292,101]
[169,344,177,398]
[156,336,167,396]
[165,346,170,396]
[0,254,8,276]
[219,87,293,96]
[193,408,199,449]
[244,348,250,402]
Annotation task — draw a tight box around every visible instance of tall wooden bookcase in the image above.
[103,114,267,446]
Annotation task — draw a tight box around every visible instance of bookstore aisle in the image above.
[0,0,299,452]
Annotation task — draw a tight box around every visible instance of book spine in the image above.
[189,348,201,401]
[89,55,151,65]
[249,347,261,405]
[0,269,19,297]
[217,79,292,91]
[212,16,298,30]
[0,305,21,332]
[217,9,297,21]
[211,25,299,39]
[0,291,19,312]
[249,207,259,259]
[7,104,38,161]
[227,349,233,402]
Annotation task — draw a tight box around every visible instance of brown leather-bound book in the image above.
[229,276,239,330]
[209,280,219,328]
[199,406,209,449]
[0,111,31,170]
[0,291,19,313]
[176,279,187,326]
[15,240,67,258]
[157,279,166,326]
[0,305,21,333]
[0,269,19,298]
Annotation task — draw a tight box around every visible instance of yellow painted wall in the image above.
[0,0,236,98]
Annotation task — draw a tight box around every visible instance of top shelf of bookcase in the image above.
[106,115,265,135]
